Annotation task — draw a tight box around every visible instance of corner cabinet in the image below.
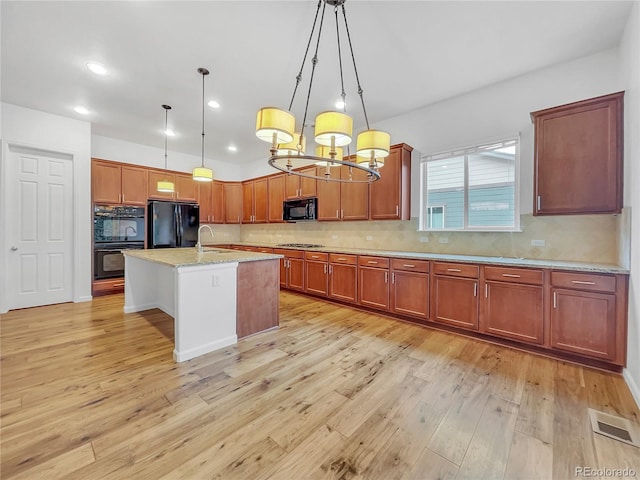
[531,92,624,215]
[369,143,413,220]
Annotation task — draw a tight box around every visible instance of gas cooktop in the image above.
[276,243,324,248]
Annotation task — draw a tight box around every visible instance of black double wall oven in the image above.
[93,205,145,280]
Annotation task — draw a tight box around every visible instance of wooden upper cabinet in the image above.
[198,182,212,223]
[224,182,243,224]
[211,181,224,224]
[242,178,269,224]
[531,92,624,215]
[175,174,198,202]
[340,164,369,220]
[242,181,254,223]
[370,143,412,220]
[92,160,122,204]
[148,170,175,200]
[268,174,286,223]
[316,166,341,221]
[285,167,317,199]
[92,159,147,205]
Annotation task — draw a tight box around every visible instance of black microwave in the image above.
[283,197,317,221]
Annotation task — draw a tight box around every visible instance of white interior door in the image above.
[6,147,74,310]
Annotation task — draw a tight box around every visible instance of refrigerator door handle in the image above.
[175,205,182,247]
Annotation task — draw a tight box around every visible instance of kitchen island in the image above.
[123,247,282,362]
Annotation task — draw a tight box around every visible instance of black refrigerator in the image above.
[147,201,199,248]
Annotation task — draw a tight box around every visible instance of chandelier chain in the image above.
[341,3,370,130]
[288,0,323,112]
[299,0,327,151]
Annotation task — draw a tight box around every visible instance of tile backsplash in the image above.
[238,213,622,265]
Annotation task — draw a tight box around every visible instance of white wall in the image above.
[0,102,92,308]
[620,1,640,408]
[92,135,244,181]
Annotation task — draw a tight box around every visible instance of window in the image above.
[419,137,520,231]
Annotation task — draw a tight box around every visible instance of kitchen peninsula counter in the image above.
[123,248,282,362]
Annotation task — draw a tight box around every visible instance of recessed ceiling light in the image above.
[74,106,89,115]
[86,62,108,75]
[228,145,237,152]
[335,99,345,109]
[164,129,175,137]
[208,100,220,109]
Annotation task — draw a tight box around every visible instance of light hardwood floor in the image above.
[1,292,639,479]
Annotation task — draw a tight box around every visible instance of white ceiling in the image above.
[1,1,633,166]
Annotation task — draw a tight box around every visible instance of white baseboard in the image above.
[623,368,640,410]
[124,302,158,314]
[173,334,237,362]
[76,295,92,303]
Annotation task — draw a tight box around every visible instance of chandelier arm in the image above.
[299,0,327,151]
[341,3,370,130]
[334,5,346,110]
[288,0,323,112]
[268,154,380,183]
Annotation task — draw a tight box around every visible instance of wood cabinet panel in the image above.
[483,281,544,345]
[359,267,389,311]
[175,174,198,202]
[237,259,279,338]
[305,251,328,262]
[433,262,479,278]
[551,271,616,293]
[431,276,478,330]
[223,183,243,224]
[211,181,224,224]
[288,258,305,292]
[329,263,357,304]
[316,166,341,221]
[242,181,253,223]
[340,165,369,220]
[148,170,175,200]
[198,181,212,223]
[306,260,328,296]
[369,143,412,220]
[92,160,122,204]
[532,92,623,215]
[329,253,357,265]
[391,258,429,274]
[285,167,317,199]
[484,266,543,285]
[551,288,616,360]
[391,270,429,319]
[268,174,285,223]
[254,178,269,223]
[120,166,147,205]
[92,277,125,296]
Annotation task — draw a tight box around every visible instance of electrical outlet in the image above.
[438,237,449,244]
[531,239,546,247]
[366,235,373,241]
[419,236,429,243]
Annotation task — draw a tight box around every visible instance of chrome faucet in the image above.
[124,226,136,241]
[196,224,214,253]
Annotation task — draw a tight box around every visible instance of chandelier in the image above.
[255,0,390,183]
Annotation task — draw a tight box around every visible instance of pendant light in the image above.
[157,104,175,193]
[192,67,214,182]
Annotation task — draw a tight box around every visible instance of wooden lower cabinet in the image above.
[92,278,125,296]
[329,254,358,303]
[391,270,429,319]
[275,249,305,292]
[551,288,617,361]
[431,275,479,330]
[358,256,390,311]
[482,281,544,345]
[306,260,328,296]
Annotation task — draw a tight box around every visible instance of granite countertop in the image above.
[123,247,283,268]
[212,242,629,274]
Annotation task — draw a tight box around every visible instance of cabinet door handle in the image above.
[324,264,327,274]
[337,258,346,261]
[122,194,125,203]
[336,209,339,219]
[485,284,488,298]
[311,255,319,259]
[396,205,399,216]
[447,268,462,272]
[403,264,415,268]
[474,282,477,297]
[392,272,395,284]
[113,283,125,287]
[537,195,541,211]
[384,271,388,284]
[341,209,344,219]
[553,291,557,308]
[571,280,596,285]
[367,261,378,264]
[329,265,333,274]
[502,273,521,278]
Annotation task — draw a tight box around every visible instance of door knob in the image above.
[11,246,18,251]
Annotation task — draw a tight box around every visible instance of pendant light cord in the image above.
[201,71,206,168]
[164,108,169,169]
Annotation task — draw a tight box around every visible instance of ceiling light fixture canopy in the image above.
[157,104,175,193]
[193,67,214,182]
[255,0,389,183]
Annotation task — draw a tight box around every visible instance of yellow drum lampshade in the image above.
[157,180,175,193]
[314,145,343,165]
[256,107,295,144]
[314,111,353,147]
[277,132,306,155]
[356,130,391,166]
[192,166,213,182]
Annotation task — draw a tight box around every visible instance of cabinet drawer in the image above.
[484,266,543,285]
[274,249,305,259]
[433,262,479,278]
[551,271,616,293]
[358,256,390,269]
[329,253,357,265]
[391,258,429,273]
[305,251,328,261]
[256,247,274,254]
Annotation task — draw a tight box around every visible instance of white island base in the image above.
[124,255,239,362]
